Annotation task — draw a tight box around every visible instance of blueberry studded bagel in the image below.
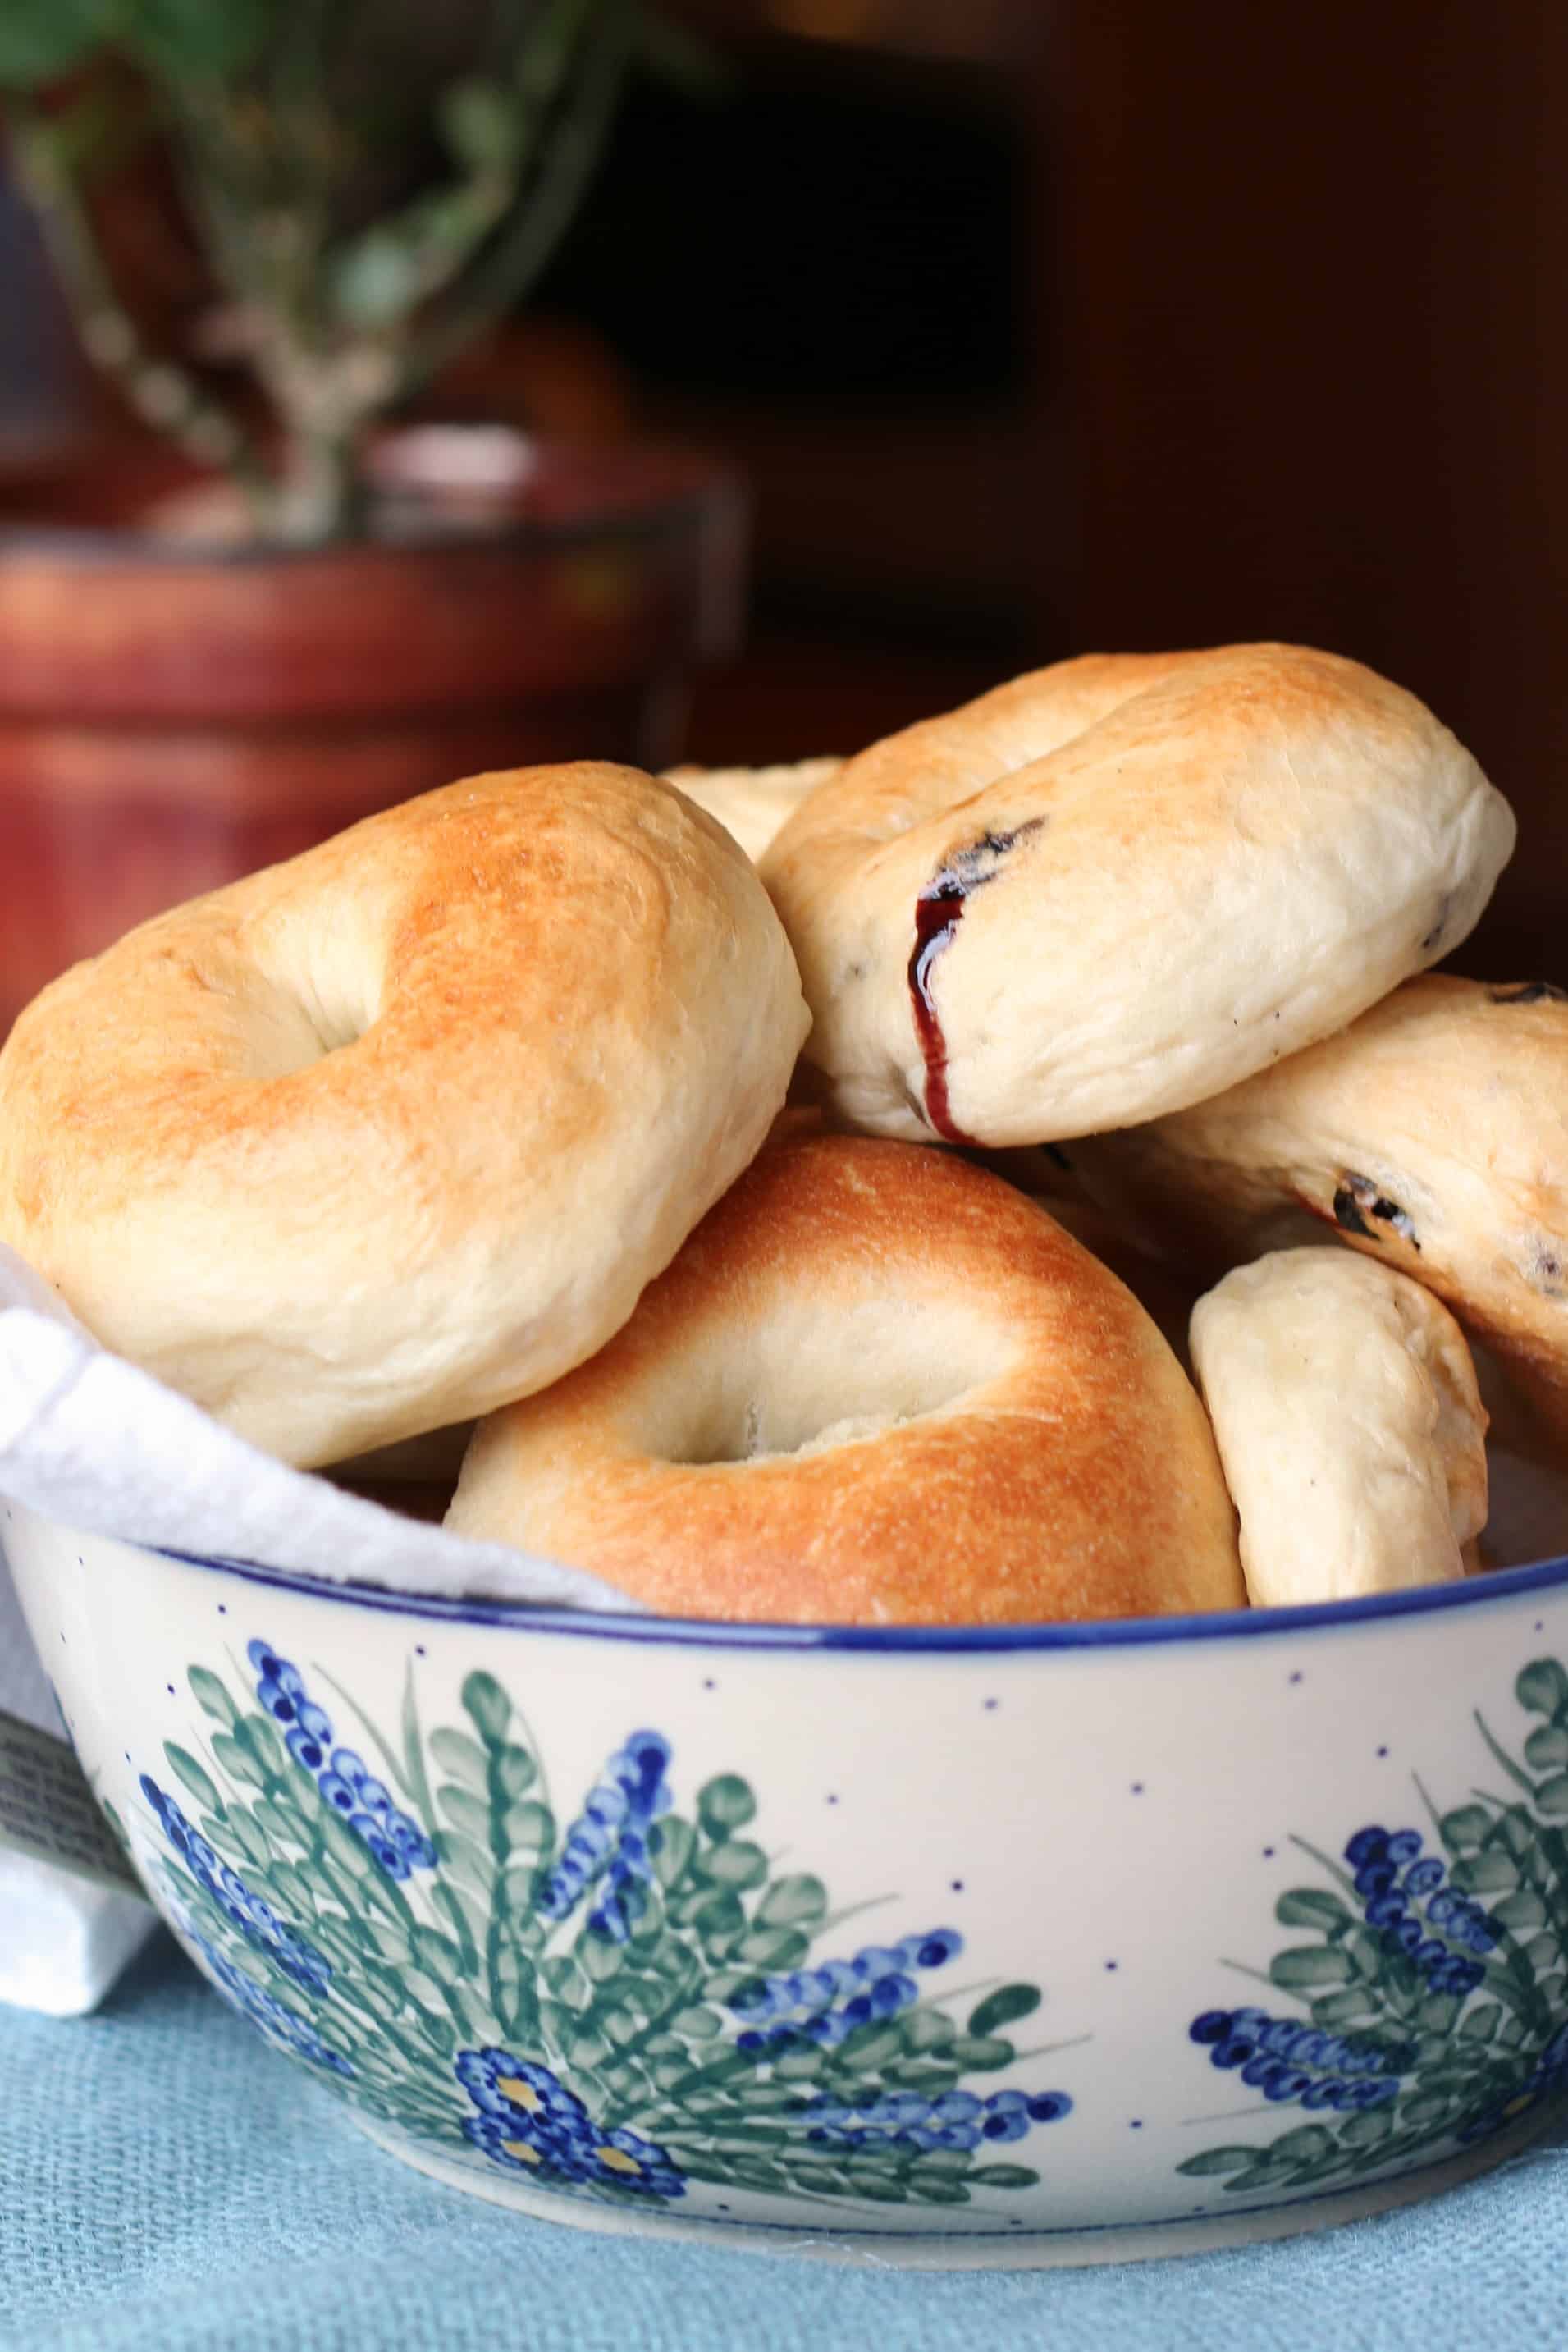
[1072,974,1568,1440]
[759,644,1515,1147]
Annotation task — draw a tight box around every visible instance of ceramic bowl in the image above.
[8,1496,1568,2270]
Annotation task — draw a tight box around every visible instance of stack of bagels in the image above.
[0,641,1554,1627]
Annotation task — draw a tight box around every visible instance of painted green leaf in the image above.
[164,1745,220,1812]
[461,1672,511,1747]
[1517,1659,1568,1718]
[237,1714,286,1775]
[494,1745,537,1801]
[1492,1890,1548,1934]
[772,2044,825,2080]
[1525,1930,1560,1970]
[839,2023,903,2069]
[1401,2089,1459,2130]
[1177,2145,1264,2177]
[967,1984,1041,2038]
[908,2180,967,2205]
[578,1933,624,1985]
[947,2034,1013,2070]
[651,1817,696,1888]
[755,1874,827,1929]
[1534,1773,1568,1817]
[1440,1805,1493,1853]
[902,2009,957,2052]
[1272,1946,1355,1990]
[417,2009,457,2060]
[968,2162,1039,2189]
[697,1840,768,1892]
[226,1810,271,1869]
[428,1730,489,1793]
[197,1814,249,1867]
[210,1732,266,1791]
[1459,2002,1503,2040]
[319,1806,374,1878]
[1275,1888,1350,1931]
[697,1775,757,1838]
[1269,2125,1336,2162]
[437,1783,491,1842]
[1525,1725,1568,1773]
[734,1925,809,1971]
[436,1828,496,1893]
[1221,2155,1305,2195]
[188,1667,240,1728]
[409,1925,460,1981]
[1453,1852,1519,1895]
[499,1800,552,1855]
[1338,2106,1395,2147]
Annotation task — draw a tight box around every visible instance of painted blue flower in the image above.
[729,1925,962,2034]
[141,1772,335,1995]
[455,2048,684,2199]
[185,1931,352,2079]
[536,1730,674,1926]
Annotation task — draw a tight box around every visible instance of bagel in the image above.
[662,757,842,863]
[1189,1249,1488,1608]
[1070,975,1568,1442]
[0,764,810,1468]
[446,1123,1246,1624]
[759,644,1515,1147]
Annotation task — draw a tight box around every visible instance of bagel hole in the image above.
[646,1299,1017,1468]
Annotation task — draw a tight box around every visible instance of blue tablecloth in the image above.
[4,1934,1567,2352]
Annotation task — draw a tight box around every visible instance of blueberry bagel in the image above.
[1073,974,1568,1439]
[759,645,1515,1146]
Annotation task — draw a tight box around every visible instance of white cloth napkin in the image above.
[0,1244,634,1609]
[0,1243,638,2013]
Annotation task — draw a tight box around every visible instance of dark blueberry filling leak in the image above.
[907,822,1044,1146]
[1490,982,1568,1005]
[1333,1173,1420,1251]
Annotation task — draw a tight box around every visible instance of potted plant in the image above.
[0,0,743,1027]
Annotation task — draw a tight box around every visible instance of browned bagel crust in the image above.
[446,1125,1245,1624]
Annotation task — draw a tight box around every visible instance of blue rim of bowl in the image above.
[144,1540,1568,1654]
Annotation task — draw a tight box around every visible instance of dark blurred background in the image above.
[3,0,1565,975]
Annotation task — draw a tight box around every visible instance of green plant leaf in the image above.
[462,1672,512,1748]
[1176,2144,1264,2178]
[967,1985,1041,2039]
[1310,1988,1377,2029]
[120,0,270,84]
[0,0,114,90]
[164,1744,220,1812]
[901,2009,957,2052]
[439,76,522,172]
[1272,1946,1355,1991]
[1535,1773,1568,1817]
[495,1744,537,1802]
[697,1775,757,1839]
[1518,1659,1568,1718]
[409,1925,461,1983]
[1459,2002,1503,2041]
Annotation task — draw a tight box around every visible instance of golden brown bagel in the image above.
[760,645,1514,1147]
[662,758,842,863]
[0,764,810,1468]
[1071,975,1568,1442]
[446,1124,1246,1625]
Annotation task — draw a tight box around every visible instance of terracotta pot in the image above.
[0,430,746,1031]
